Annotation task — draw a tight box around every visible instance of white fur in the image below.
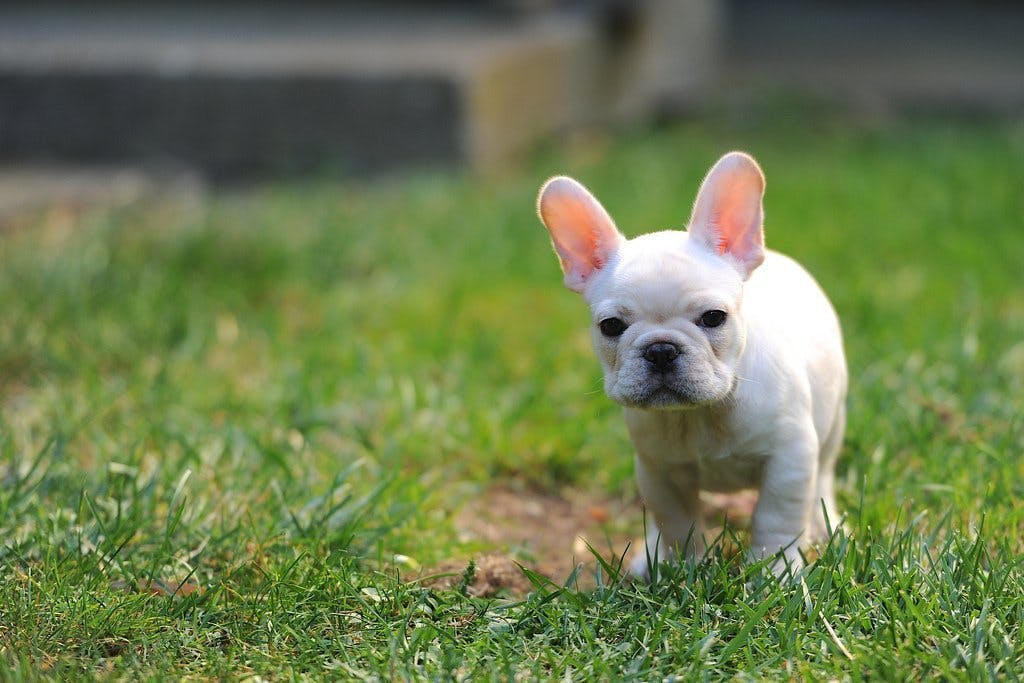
[538,153,847,579]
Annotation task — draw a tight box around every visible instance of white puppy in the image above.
[537,152,847,578]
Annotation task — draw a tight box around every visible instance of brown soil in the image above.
[422,484,758,597]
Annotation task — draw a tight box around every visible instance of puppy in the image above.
[537,152,847,578]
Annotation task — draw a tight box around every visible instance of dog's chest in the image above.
[626,407,767,492]
[695,450,764,492]
[675,421,766,491]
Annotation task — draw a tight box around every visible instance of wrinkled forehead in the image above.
[589,232,742,314]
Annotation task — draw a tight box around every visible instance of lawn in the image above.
[2,116,1023,679]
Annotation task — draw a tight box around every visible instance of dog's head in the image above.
[537,152,766,409]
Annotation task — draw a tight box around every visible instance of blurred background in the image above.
[1,0,1022,218]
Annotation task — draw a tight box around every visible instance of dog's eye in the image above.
[599,317,627,337]
[698,310,727,328]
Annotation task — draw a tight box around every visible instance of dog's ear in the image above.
[537,176,624,293]
[687,152,766,279]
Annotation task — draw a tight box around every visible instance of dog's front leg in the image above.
[750,434,818,578]
[629,455,704,579]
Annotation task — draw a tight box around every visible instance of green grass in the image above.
[2,116,1024,679]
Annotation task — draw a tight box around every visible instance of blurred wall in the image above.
[0,1,1020,180]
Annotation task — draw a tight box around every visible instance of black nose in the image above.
[643,342,681,371]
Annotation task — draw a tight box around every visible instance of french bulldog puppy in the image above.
[537,152,847,578]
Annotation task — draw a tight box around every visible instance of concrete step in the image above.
[0,5,599,180]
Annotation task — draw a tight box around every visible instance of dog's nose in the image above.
[643,342,681,371]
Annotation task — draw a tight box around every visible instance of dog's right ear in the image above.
[537,176,624,293]
[687,152,766,280]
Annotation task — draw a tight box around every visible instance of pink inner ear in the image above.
[713,183,763,258]
[552,201,610,269]
[538,177,621,291]
[709,210,731,255]
[689,153,766,277]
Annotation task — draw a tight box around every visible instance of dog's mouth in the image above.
[635,386,693,409]
[616,381,700,410]
[610,368,732,410]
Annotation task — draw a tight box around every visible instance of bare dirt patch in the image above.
[422,484,758,597]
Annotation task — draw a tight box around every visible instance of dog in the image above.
[537,152,847,578]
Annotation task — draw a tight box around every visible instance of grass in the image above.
[2,114,1024,679]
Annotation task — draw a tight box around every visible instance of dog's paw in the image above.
[757,548,805,582]
[628,551,653,581]
[808,514,846,547]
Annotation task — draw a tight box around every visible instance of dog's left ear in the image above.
[688,152,766,279]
